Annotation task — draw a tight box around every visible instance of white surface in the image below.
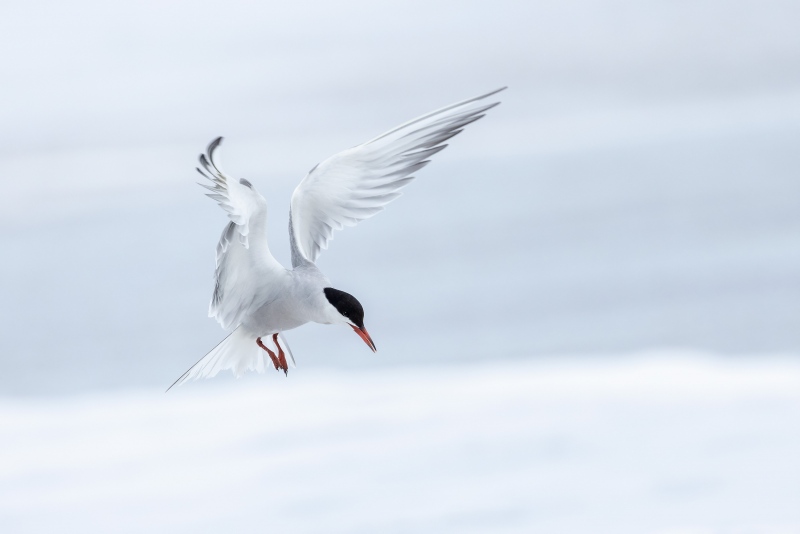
[1,355,798,533]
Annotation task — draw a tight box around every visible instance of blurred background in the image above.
[1,0,798,532]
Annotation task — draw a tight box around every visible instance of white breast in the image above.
[240,263,332,337]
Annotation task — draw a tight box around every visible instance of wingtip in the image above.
[207,136,224,154]
[203,136,225,173]
[482,87,507,104]
[475,87,507,102]
[198,153,211,169]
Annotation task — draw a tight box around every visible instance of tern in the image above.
[168,87,505,389]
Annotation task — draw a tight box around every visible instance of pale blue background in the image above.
[1,2,799,531]
[2,0,798,395]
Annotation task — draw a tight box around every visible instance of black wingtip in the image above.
[196,167,213,180]
[207,136,223,154]
[205,136,224,172]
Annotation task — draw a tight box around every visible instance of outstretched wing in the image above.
[288,87,505,266]
[197,137,282,330]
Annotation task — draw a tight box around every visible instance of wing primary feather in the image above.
[289,87,505,264]
[359,176,415,193]
[198,182,224,193]
[382,160,430,179]
[397,107,492,141]
[401,111,488,143]
[366,87,506,144]
[199,153,211,169]
[401,145,447,161]
[206,137,225,174]
[355,191,403,203]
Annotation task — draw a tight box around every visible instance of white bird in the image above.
[168,87,505,389]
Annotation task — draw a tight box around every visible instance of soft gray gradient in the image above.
[2,1,799,532]
[2,0,799,395]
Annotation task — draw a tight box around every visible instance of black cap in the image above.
[323,287,365,328]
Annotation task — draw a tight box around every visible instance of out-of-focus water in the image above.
[1,356,798,533]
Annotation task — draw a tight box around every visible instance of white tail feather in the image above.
[168,327,270,390]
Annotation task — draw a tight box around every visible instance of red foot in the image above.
[273,333,288,376]
[256,337,281,371]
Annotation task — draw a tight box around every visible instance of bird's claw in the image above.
[258,335,289,375]
[273,333,289,376]
[257,337,284,373]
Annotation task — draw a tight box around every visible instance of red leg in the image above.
[257,337,281,371]
[273,333,288,376]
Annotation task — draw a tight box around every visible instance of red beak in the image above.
[350,324,377,352]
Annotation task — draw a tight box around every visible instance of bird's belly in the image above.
[241,297,309,336]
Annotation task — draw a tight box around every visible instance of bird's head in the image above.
[323,287,376,352]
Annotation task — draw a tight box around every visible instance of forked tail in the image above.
[167,327,295,391]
